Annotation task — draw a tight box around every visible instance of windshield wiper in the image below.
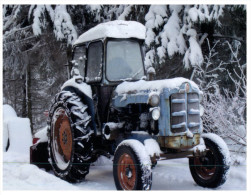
[131,68,143,80]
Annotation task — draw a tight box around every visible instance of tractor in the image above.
[30,20,230,190]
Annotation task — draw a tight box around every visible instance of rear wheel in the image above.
[113,140,152,190]
[48,91,94,182]
[189,134,230,188]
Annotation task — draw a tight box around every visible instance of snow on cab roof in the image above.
[74,20,146,45]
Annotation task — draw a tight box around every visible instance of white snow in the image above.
[3,104,17,119]
[7,118,32,154]
[117,5,132,20]
[117,139,151,166]
[3,104,32,154]
[54,5,78,45]
[61,76,92,99]
[186,129,194,138]
[192,137,206,153]
[147,66,156,75]
[144,139,162,157]
[3,152,246,190]
[184,29,204,69]
[34,126,48,143]
[3,105,17,151]
[159,7,186,58]
[115,77,200,95]
[145,5,167,29]
[3,152,78,190]
[144,49,155,69]
[32,5,45,36]
[74,20,146,45]
[188,7,199,22]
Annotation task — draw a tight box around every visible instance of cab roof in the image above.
[73,20,146,46]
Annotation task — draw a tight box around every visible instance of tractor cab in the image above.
[70,20,147,85]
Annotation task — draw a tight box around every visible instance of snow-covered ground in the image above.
[3,153,246,190]
[2,104,247,190]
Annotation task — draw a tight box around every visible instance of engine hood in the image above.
[113,77,201,108]
[115,77,200,95]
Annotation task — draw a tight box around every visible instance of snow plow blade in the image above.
[30,142,51,171]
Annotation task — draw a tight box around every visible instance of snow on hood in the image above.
[74,20,146,45]
[115,77,200,95]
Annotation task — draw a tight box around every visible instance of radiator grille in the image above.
[170,93,200,133]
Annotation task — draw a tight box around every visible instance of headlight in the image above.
[149,94,160,107]
[151,108,160,120]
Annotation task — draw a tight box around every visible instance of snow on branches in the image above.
[195,39,246,155]
[53,5,77,45]
[144,5,224,69]
[28,5,77,45]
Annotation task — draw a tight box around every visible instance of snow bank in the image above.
[3,152,77,190]
[7,118,32,154]
[61,76,92,99]
[3,104,17,119]
[115,77,199,95]
[3,105,17,151]
[74,20,146,45]
[3,104,32,154]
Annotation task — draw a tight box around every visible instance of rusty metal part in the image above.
[159,150,194,160]
[193,149,216,180]
[117,153,136,190]
[157,134,200,149]
[52,108,72,170]
[58,115,72,161]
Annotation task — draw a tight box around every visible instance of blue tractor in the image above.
[30,20,230,190]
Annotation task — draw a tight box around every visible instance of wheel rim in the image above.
[194,149,216,180]
[51,107,73,170]
[117,153,136,190]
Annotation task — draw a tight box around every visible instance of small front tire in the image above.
[113,140,152,190]
[189,133,230,188]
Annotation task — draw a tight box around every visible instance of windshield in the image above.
[106,40,145,81]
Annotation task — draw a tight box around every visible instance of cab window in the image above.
[73,46,86,77]
[86,41,103,82]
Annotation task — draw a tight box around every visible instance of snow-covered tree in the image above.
[144,5,224,73]
[195,39,246,156]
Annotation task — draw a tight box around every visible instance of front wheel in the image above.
[189,133,230,188]
[113,140,152,190]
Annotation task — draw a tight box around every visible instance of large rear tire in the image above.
[48,91,94,183]
[189,133,230,188]
[113,140,152,190]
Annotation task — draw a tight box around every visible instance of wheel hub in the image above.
[194,149,216,180]
[117,153,136,190]
[125,166,133,178]
[52,108,73,170]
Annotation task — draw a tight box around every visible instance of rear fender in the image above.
[61,86,97,134]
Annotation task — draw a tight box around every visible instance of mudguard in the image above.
[124,132,161,157]
[62,86,97,134]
